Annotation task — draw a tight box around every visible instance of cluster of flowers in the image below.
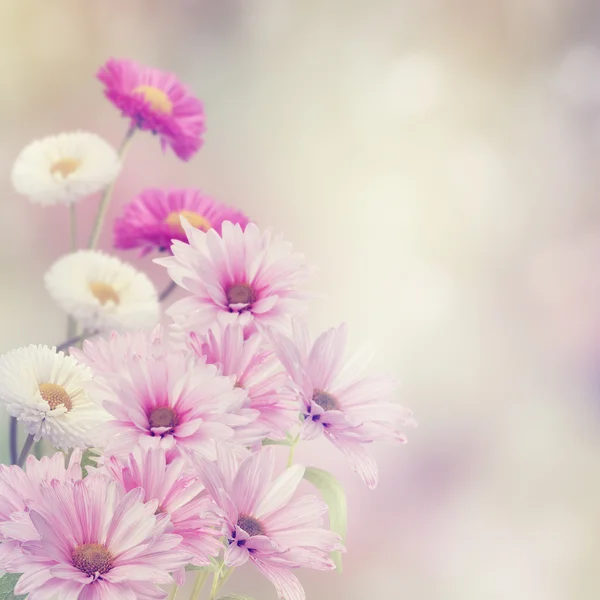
[0,58,415,600]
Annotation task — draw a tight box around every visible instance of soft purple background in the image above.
[2,1,600,598]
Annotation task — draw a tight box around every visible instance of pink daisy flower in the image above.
[70,326,165,380]
[114,188,251,255]
[190,323,299,444]
[97,348,256,461]
[271,321,416,489]
[156,221,311,337]
[97,58,205,161]
[5,475,190,599]
[0,451,83,571]
[103,448,222,580]
[194,447,343,600]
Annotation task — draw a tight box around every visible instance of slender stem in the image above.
[287,435,300,467]
[67,202,78,339]
[55,331,95,354]
[9,417,18,465]
[17,435,35,467]
[88,126,136,249]
[167,583,178,600]
[208,571,221,600]
[159,280,178,303]
[189,569,209,600]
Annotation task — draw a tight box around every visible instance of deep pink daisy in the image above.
[194,447,343,600]
[113,188,250,255]
[156,221,311,337]
[0,451,83,571]
[271,320,416,489]
[190,323,300,444]
[97,348,256,461]
[97,58,205,161]
[103,448,222,581]
[4,475,190,599]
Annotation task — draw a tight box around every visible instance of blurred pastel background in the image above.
[1,0,600,598]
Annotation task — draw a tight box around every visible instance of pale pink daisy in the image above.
[98,58,205,161]
[272,321,416,489]
[190,323,299,444]
[103,448,222,580]
[0,450,83,571]
[114,188,250,255]
[70,326,165,380]
[97,349,255,461]
[4,475,190,599]
[156,221,311,337]
[194,447,343,600]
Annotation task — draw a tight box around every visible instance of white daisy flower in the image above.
[11,131,121,205]
[44,250,159,332]
[0,345,109,449]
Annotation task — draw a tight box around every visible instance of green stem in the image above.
[159,280,178,302]
[208,569,222,600]
[167,583,178,600]
[88,126,136,249]
[287,435,300,467]
[17,434,35,467]
[189,569,209,600]
[9,416,18,464]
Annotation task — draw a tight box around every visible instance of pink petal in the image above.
[253,558,306,600]
[255,465,305,518]
[224,542,249,567]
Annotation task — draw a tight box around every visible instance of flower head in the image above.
[191,323,299,444]
[156,221,311,337]
[98,58,205,161]
[0,451,83,570]
[97,346,255,461]
[194,447,342,600]
[0,345,109,449]
[103,447,222,575]
[3,474,189,599]
[11,131,121,205]
[44,250,159,333]
[114,188,251,255]
[272,321,416,489]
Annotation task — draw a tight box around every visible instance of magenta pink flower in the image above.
[156,221,311,337]
[97,58,205,161]
[114,188,251,256]
[194,447,342,600]
[97,348,255,461]
[103,448,222,580]
[0,451,83,571]
[190,324,299,444]
[4,475,189,599]
[272,321,416,489]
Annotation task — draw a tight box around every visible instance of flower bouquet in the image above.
[0,58,415,600]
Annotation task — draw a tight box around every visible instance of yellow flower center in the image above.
[39,383,72,411]
[72,543,113,576]
[50,157,81,178]
[132,85,173,114]
[165,210,211,235]
[89,281,120,305]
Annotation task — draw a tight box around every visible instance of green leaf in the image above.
[303,466,347,572]
[80,449,100,477]
[218,596,256,600]
[261,439,290,447]
[0,573,26,599]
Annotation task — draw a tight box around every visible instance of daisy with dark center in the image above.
[156,220,311,337]
[194,447,343,600]
[98,58,205,161]
[2,474,190,599]
[97,345,256,461]
[271,320,416,489]
[0,345,109,450]
[190,323,299,444]
[114,188,250,255]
